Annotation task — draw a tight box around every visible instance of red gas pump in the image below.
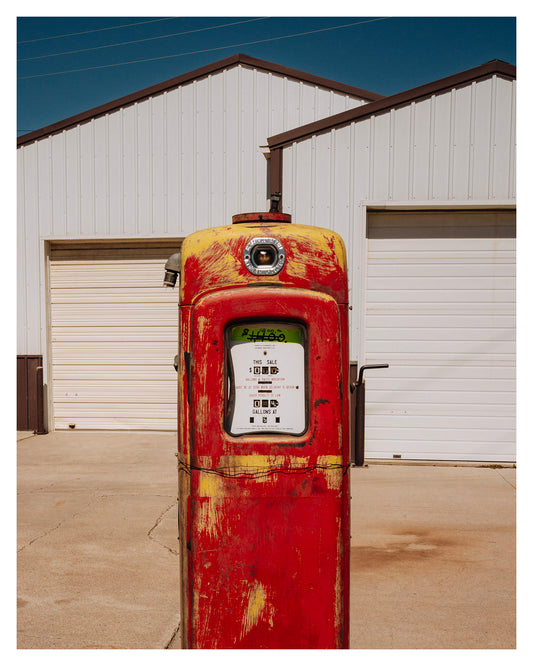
[166,212,350,649]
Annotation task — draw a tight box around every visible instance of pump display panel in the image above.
[225,322,307,436]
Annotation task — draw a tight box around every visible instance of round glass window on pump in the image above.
[243,237,286,276]
[252,244,277,268]
[225,322,307,436]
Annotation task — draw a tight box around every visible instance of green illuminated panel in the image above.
[231,325,302,344]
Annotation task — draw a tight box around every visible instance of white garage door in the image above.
[365,210,516,462]
[49,243,180,430]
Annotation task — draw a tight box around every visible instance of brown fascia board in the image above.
[267,60,516,150]
[17,53,383,147]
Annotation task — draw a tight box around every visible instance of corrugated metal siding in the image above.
[17,63,366,358]
[283,76,516,218]
[281,75,516,352]
[364,211,515,461]
[49,245,180,430]
[17,147,43,356]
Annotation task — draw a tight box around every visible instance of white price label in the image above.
[227,325,306,436]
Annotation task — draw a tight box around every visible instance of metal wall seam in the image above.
[251,69,257,213]
[388,108,395,200]
[237,65,243,215]
[369,115,375,200]
[93,118,102,235]
[337,126,353,237]
[122,106,132,234]
[148,96,154,235]
[91,119,96,235]
[283,76,288,131]
[329,128,336,230]
[447,88,456,200]
[408,102,415,200]
[121,106,131,234]
[488,75,497,200]
[428,96,436,200]
[64,130,77,237]
[163,92,169,235]
[206,74,214,227]
[39,138,51,237]
[79,121,93,235]
[134,103,140,235]
[102,114,110,236]
[134,98,143,236]
[178,85,184,233]
[208,74,213,229]
[50,131,66,237]
[222,70,228,223]
[467,82,476,200]
[192,80,198,232]
[298,79,303,128]
[374,113,391,200]
[120,108,126,235]
[291,141,298,219]
[508,80,516,199]
[310,134,316,226]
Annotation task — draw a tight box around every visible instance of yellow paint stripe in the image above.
[194,454,344,496]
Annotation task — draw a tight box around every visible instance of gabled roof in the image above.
[17,53,384,147]
[268,60,516,150]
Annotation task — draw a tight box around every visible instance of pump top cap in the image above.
[232,212,292,224]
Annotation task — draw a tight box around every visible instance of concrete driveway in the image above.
[17,430,516,649]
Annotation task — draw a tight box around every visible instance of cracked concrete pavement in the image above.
[17,430,180,649]
[17,430,516,649]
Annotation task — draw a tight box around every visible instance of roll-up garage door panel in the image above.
[365,211,516,462]
[50,245,179,431]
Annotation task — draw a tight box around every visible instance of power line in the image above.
[19,18,391,80]
[17,17,178,44]
[18,18,270,62]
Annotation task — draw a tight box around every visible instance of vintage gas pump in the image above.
[165,212,351,649]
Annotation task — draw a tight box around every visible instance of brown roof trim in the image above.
[17,53,383,147]
[268,60,516,150]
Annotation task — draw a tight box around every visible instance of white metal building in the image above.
[17,54,516,462]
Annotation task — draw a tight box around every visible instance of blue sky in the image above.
[17,14,516,138]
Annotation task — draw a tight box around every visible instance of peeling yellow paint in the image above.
[194,455,344,495]
[208,454,311,468]
[197,472,225,498]
[195,393,217,436]
[197,495,227,539]
[317,455,344,490]
[195,314,208,341]
[240,580,271,639]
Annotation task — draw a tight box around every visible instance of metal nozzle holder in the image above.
[163,252,182,287]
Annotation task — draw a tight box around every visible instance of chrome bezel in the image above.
[243,237,286,276]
